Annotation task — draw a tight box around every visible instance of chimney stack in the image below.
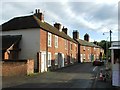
[54,23,62,32]
[73,30,79,39]
[93,41,98,45]
[34,9,44,22]
[62,26,68,34]
[84,33,89,42]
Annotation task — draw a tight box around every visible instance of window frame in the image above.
[65,39,68,50]
[48,52,51,67]
[84,54,86,59]
[55,35,58,48]
[55,53,58,65]
[48,32,52,47]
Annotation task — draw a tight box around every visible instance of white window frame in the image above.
[94,55,96,60]
[88,48,90,51]
[48,52,51,67]
[48,32,52,47]
[55,53,58,65]
[65,39,68,50]
[97,54,99,59]
[55,35,58,48]
[84,54,86,59]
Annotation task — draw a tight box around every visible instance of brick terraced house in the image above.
[1,9,104,74]
[73,31,104,63]
[1,9,78,73]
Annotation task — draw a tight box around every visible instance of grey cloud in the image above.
[90,4,117,22]
[67,2,96,14]
[1,2,118,34]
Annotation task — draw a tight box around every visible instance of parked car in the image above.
[93,60,104,66]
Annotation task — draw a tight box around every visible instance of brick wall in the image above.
[2,59,34,77]
[80,46,98,62]
[40,29,78,69]
[40,29,47,51]
[48,32,78,66]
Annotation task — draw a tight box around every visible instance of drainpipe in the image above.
[46,32,48,71]
[78,44,81,63]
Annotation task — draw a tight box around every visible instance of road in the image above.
[2,63,113,89]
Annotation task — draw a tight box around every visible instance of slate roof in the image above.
[2,15,40,31]
[1,35,22,50]
[76,39,101,48]
[1,15,77,43]
[33,16,77,43]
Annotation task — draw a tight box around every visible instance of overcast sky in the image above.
[1,0,119,42]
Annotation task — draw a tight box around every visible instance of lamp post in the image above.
[103,30,112,61]
[103,30,112,45]
[106,36,109,61]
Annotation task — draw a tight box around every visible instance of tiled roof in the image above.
[1,35,22,50]
[33,16,77,43]
[76,39,101,48]
[2,15,40,31]
[2,15,77,43]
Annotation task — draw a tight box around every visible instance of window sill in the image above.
[48,46,52,47]
[55,46,58,48]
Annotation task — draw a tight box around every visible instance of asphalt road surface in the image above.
[2,63,113,89]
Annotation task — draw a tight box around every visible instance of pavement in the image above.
[92,62,120,90]
[2,62,120,89]
[2,63,95,88]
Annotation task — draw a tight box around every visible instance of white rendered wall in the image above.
[1,28,40,69]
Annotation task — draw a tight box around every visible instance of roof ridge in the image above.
[34,15,77,43]
[77,39,101,47]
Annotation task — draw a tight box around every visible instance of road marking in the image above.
[91,71,99,88]
[93,66,98,72]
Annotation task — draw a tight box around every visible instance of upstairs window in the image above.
[48,32,52,47]
[65,40,68,50]
[55,35,58,48]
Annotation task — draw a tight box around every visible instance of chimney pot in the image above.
[73,30,79,39]
[84,33,89,42]
[54,23,62,32]
[34,9,44,22]
[38,9,40,13]
[62,27,68,34]
[35,9,37,14]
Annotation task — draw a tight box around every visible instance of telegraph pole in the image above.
[103,30,112,61]
[109,30,112,62]
[110,30,112,47]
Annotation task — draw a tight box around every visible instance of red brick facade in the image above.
[40,29,47,51]
[2,10,104,74]
[39,28,78,70]
[80,46,104,62]
[80,46,92,62]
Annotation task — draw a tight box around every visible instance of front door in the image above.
[61,53,64,67]
[41,52,47,73]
